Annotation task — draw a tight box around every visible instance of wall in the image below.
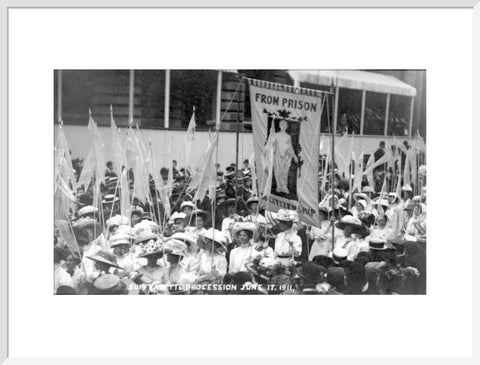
[56,124,418,170]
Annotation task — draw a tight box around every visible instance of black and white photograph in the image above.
[54,69,427,295]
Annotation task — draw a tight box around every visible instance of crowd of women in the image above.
[54,160,427,295]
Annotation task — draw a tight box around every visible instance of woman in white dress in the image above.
[197,228,228,278]
[369,214,395,242]
[228,223,257,273]
[272,120,298,194]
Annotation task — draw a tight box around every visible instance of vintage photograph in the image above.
[54,69,426,295]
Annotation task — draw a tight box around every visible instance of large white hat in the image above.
[109,233,132,247]
[180,201,197,211]
[164,239,188,256]
[401,184,413,192]
[167,232,197,247]
[106,214,130,227]
[78,205,98,217]
[231,222,257,238]
[200,228,227,248]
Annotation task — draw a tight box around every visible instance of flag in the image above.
[353,151,364,192]
[364,153,375,188]
[55,125,77,191]
[184,106,196,172]
[110,107,124,176]
[192,131,219,202]
[88,114,106,185]
[120,168,131,218]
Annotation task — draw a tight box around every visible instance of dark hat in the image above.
[225,166,235,172]
[312,255,335,268]
[56,285,77,295]
[296,262,326,283]
[369,238,396,251]
[140,212,154,221]
[345,261,368,287]
[222,198,237,207]
[326,267,346,291]
[87,250,122,269]
[389,237,406,254]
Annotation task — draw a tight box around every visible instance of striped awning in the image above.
[287,70,417,97]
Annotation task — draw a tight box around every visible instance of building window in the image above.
[387,94,410,136]
[169,70,218,130]
[337,88,362,134]
[135,70,166,129]
[363,91,387,136]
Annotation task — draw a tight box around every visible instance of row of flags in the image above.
[54,106,220,225]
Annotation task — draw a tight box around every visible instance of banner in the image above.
[248,80,324,227]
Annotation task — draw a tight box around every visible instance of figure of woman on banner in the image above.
[272,120,298,195]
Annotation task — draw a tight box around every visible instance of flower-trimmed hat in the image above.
[137,239,165,258]
[164,239,187,256]
[276,209,299,223]
[87,250,122,269]
[231,222,257,238]
[134,230,158,245]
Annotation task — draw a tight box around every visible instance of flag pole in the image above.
[330,85,336,249]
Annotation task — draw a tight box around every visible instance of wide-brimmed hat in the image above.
[134,230,158,245]
[369,238,396,251]
[93,274,122,291]
[106,214,130,227]
[72,218,103,246]
[246,196,259,206]
[167,232,196,247]
[200,228,227,248]
[109,233,132,247]
[78,205,98,217]
[137,239,165,258]
[184,209,211,227]
[140,212,154,221]
[169,211,186,223]
[296,262,326,283]
[87,250,122,269]
[221,198,237,207]
[231,222,257,238]
[335,216,364,232]
[353,193,369,202]
[180,201,197,211]
[164,239,187,256]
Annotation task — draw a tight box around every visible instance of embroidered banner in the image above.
[248,79,324,227]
